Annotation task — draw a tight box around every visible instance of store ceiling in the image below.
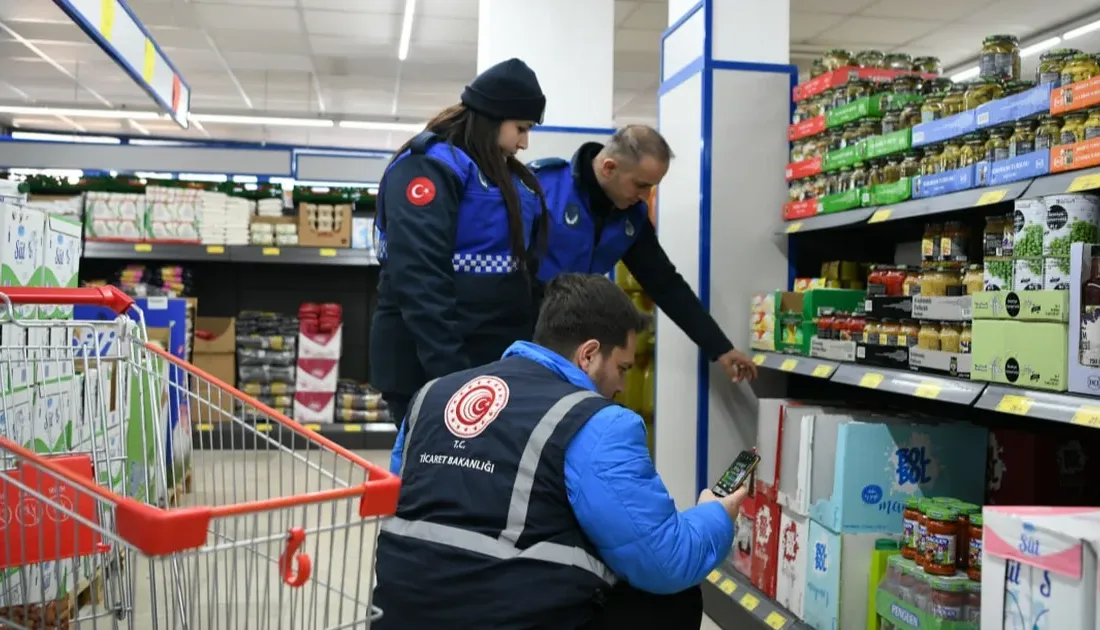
[0,0,1098,153]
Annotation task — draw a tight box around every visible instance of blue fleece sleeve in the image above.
[565,406,735,594]
[390,420,406,475]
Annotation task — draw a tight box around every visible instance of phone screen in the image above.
[711,450,761,498]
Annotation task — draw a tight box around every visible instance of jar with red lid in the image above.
[924,506,959,576]
[868,265,888,296]
[916,499,932,569]
[831,311,848,340]
[901,497,921,560]
[817,308,836,339]
[848,313,866,341]
[955,502,980,570]
[930,575,967,620]
[884,265,908,296]
[968,514,983,581]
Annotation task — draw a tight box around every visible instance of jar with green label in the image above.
[1009,119,1036,157]
[940,140,963,172]
[1061,112,1088,145]
[867,159,884,187]
[881,108,902,135]
[1035,115,1062,151]
[891,74,920,96]
[883,156,903,184]
[924,506,960,576]
[841,123,861,149]
[899,98,925,130]
[964,78,1004,110]
[900,150,922,178]
[960,134,986,166]
[921,145,941,175]
[1038,48,1078,85]
[941,83,967,116]
[1085,108,1100,141]
[847,79,875,103]
[858,119,883,139]
[986,126,1012,162]
[980,34,1020,81]
[921,92,945,123]
[850,163,868,189]
[1061,53,1100,86]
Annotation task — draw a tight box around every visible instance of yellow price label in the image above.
[1068,173,1100,193]
[142,39,156,82]
[99,0,115,38]
[914,382,941,399]
[740,593,760,611]
[719,579,737,595]
[319,248,337,257]
[860,372,884,389]
[344,425,363,432]
[262,247,280,256]
[765,612,789,629]
[707,570,722,584]
[996,394,1033,416]
[779,358,798,372]
[134,243,152,252]
[304,423,322,431]
[196,423,213,431]
[976,189,1008,206]
[206,245,225,254]
[785,222,803,234]
[752,354,767,366]
[1072,405,1100,428]
[812,364,832,378]
[868,208,892,223]
[255,423,273,432]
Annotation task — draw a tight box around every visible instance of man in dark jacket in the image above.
[530,125,758,383]
[374,273,749,629]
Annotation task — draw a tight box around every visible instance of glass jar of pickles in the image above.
[1061,53,1100,87]
[913,56,942,75]
[1035,115,1062,151]
[964,78,1004,110]
[986,126,1012,162]
[856,50,886,68]
[882,108,902,135]
[1004,80,1033,97]
[891,73,920,96]
[827,129,844,152]
[842,123,862,149]
[824,49,853,71]
[900,151,922,178]
[882,156,901,184]
[850,163,868,189]
[918,322,941,350]
[940,322,962,353]
[1061,112,1088,146]
[867,159,884,187]
[859,119,883,138]
[885,53,913,71]
[921,146,941,175]
[836,167,853,192]
[941,84,966,117]
[981,35,1021,81]
[811,57,828,78]
[900,98,925,130]
[847,80,875,103]
[1009,119,1036,157]
[1038,49,1076,85]
[921,92,945,123]
[1085,108,1100,141]
[920,267,947,297]
[960,134,985,167]
[940,140,963,172]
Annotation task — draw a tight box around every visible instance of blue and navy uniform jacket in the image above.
[370,132,543,397]
[530,142,737,362]
[377,341,736,628]
[528,144,649,283]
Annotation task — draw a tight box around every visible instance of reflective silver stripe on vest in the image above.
[399,378,439,478]
[383,386,616,584]
[382,516,616,584]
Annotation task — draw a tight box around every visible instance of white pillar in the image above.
[654,0,793,510]
[477,0,616,160]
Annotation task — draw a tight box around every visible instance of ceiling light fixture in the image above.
[188,113,334,127]
[338,120,425,132]
[1021,37,1062,58]
[398,0,417,61]
[950,66,980,82]
[1064,19,1100,41]
[0,105,162,120]
[11,131,121,144]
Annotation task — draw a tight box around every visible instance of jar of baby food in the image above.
[965,580,981,622]
[925,506,959,575]
[930,576,966,620]
[902,497,921,560]
[968,514,983,581]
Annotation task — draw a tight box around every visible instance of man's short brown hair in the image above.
[599,124,675,165]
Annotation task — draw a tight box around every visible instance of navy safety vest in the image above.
[373,356,619,629]
[371,133,544,395]
[528,157,649,283]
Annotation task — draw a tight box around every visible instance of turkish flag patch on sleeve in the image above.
[406,177,437,206]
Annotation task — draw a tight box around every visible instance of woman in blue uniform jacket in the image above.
[370,58,549,426]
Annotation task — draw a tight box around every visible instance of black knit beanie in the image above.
[461,58,546,123]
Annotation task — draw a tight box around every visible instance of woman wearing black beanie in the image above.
[369,58,550,426]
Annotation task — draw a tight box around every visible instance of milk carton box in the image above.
[776,507,810,618]
[803,519,884,630]
[40,214,82,319]
[981,507,1099,630]
[0,203,45,321]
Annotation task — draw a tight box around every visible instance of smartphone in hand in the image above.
[712,450,761,498]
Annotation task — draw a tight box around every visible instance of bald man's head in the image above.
[593,125,674,209]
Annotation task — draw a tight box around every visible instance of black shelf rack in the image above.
[191,420,396,451]
[83,241,378,266]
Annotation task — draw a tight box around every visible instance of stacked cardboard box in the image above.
[294,303,342,424]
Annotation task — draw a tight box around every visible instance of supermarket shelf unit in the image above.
[751,351,1100,429]
[191,420,396,451]
[701,560,812,630]
[781,166,1100,234]
[83,241,379,266]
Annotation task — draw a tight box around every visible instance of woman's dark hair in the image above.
[389,104,549,268]
[533,273,653,358]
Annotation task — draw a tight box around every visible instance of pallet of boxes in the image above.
[294,303,343,424]
[192,316,237,423]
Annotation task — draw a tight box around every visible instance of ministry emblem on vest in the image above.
[564,203,580,227]
[444,375,510,439]
[625,220,635,237]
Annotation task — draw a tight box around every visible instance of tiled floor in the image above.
[88,449,721,629]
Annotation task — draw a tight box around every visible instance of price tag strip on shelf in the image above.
[753,353,839,379]
[832,365,985,405]
[977,385,1100,429]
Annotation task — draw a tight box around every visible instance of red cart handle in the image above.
[0,286,134,315]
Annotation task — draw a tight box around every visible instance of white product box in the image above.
[40,214,82,319]
[295,358,339,392]
[32,377,77,454]
[755,399,786,490]
[776,507,809,619]
[0,388,32,448]
[294,391,336,424]
[32,326,75,385]
[802,520,883,630]
[298,325,343,360]
[981,507,1100,630]
[0,561,68,608]
[0,203,45,321]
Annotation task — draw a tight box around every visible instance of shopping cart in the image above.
[0,286,400,629]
